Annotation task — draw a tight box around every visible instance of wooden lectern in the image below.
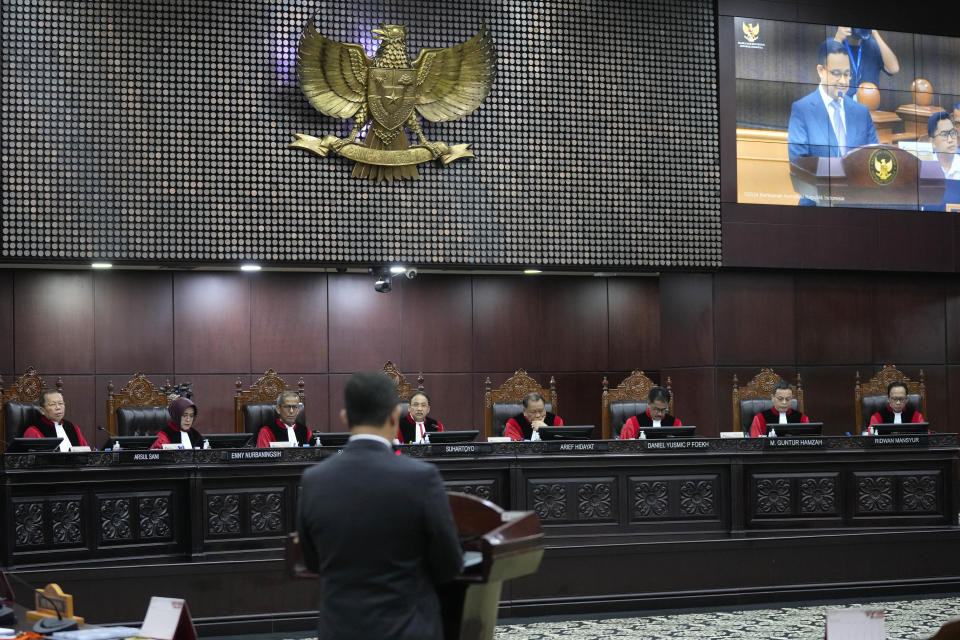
[790,145,944,207]
[286,492,544,640]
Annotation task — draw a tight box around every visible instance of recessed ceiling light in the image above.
[523,269,542,275]
[91,262,113,269]
[240,264,261,272]
[389,265,407,274]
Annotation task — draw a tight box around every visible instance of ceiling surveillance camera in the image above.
[405,268,417,279]
[374,278,392,293]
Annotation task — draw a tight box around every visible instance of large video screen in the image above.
[734,19,960,211]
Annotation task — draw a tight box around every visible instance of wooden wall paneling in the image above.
[0,271,13,374]
[877,213,955,273]
[796,366,861,436]
[917,365,948,431]
[946,282,960,363]
[795,273,872,365]
[415,373,475,432]
[663,367,718,438]
[550,372,607,438]
[325,374,350,432]
[870,277,946,365]
[95,372,173,442]
[327,274,403,372]
[277,373,328,434]
[94,271,174,373]
[400,275,472,373]
[187,374,248,435]
[14,271,95,373]
[173,273,251,374]
[608,277,661,372]
[794,219,879,271]
[540,277,609,373]
[948,366,960,431]
[659,273,715,368]
[714,272,795,366]
[472,277,541,372]
[251,273,328,373]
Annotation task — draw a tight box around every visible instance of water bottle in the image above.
[639,430,646,440]
[203,439,211,450]
[531,429,541,442]
[769,427,777,438]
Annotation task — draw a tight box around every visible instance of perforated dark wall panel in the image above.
[1,0,720,268]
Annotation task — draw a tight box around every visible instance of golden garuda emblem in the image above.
[291,22,497,183]
[868,148,898,185]
[742,22,759,42]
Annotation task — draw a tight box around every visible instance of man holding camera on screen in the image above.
[832,27,900,98]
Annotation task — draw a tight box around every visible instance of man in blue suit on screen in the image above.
[788,39,879,205]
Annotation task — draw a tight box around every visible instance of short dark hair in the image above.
[522,392,545,408]
[928,111,952,138]
[887,381,908,396]
[275,390,300,407]
[818,39,847,66]
[648,386,671,405]
[771,381,792,395]
[344,371,399,428]
[408,390,430,404]
[37,389,61,407]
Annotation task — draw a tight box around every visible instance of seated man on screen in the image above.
[397,391,445,444]
[869,381,924,427]
[257,390,310,447]
[22,389,89,452]
[749,381,810,437]
[831,28,900,98]
[619,386,681,440]
[504,392,563,441]
[930,112,960,179]
[787,40,879,164]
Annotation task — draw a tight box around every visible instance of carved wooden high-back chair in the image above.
[106,372,172,437]
[382,361,424,419]
[484,370,558,439]
[855,365,926,432]
[601,370,673,439]
[1,367,61,448]
[731,368,804,433]
[234,369,305,434]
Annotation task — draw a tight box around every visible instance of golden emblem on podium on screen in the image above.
[868,148,898,185]
[291,22,497,183]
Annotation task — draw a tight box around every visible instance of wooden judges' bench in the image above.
[2,436,959,632]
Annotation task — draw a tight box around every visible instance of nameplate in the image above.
[228,450,284,461]
[642,439,712,451]
[764,438,825,449]
[119,450,178,464]
[427,443,492,456]
[544,441,609,453]
[867,434,929,448]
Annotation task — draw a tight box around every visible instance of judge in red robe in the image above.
[151,396,203,449]
[22,390,89,451]
[504,392,563,441]
[619,386,682,439]
[257,390,309,447]
[397,391,445,444]
[750,381,810,437]
[868,381,925,428]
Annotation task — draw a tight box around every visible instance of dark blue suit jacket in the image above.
[788,89,878,161]
[298,437,463,640]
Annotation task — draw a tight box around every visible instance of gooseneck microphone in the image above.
[32,593,79,634]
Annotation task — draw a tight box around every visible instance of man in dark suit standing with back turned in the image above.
[297,371,463,640]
